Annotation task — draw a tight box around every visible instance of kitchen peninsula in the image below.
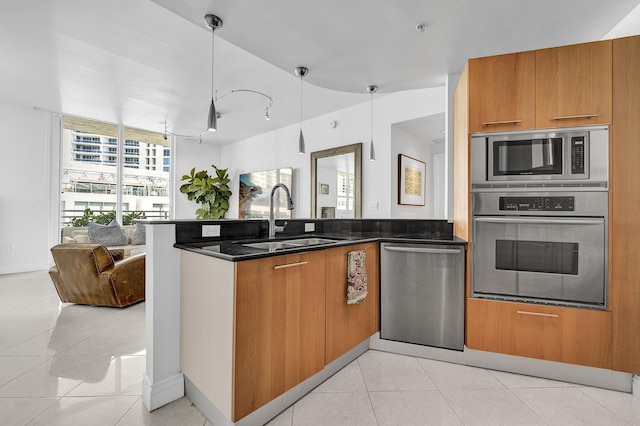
[142,218,464,425]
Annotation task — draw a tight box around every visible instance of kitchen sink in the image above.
[242,241,298,250]
[240,237,340,250]
[282,238,340,246]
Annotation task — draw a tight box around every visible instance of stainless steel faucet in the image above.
[268,183,294,239]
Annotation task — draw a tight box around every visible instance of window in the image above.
[61,116,118,228]
[336,172,354,212]
[60,116,171,235]
[123,126,171,220]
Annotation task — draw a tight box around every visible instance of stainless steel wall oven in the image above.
[471,126,609,310]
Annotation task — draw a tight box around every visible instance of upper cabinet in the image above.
[467,40,613,133]
[468,51,536,133]
[535,40,612,128]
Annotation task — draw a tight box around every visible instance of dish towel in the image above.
[347,250,368,305]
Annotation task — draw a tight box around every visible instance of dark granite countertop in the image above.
[175,231,467,262]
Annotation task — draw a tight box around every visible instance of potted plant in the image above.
[180,165,232,219]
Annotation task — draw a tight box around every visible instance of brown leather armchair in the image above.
[49,244,145,307]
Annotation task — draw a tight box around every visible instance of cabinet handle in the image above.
[273,261,308,270]
[517,310,559,318]
[482,119,522,126]
[552,114,598,120]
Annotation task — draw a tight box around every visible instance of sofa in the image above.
[49,243,145,307]
[61,222,145,257]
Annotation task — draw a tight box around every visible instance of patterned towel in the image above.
[347,250,368,305]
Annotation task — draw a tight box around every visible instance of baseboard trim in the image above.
[142,372,185,411]
[185,339,370,425]
[369,333,633,393]
[0,264,49,275]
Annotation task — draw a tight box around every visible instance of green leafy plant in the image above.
[70,208,95,227]
[69,208,144,226]
[122,211,144,225]
[180,165,232,219]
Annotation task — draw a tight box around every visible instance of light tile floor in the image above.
[2,271,639,425]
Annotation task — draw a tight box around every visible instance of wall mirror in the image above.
[311,143,362,218]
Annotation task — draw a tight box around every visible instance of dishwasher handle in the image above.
[383,245,462,255]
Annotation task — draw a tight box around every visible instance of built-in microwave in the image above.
[471,126,609,189]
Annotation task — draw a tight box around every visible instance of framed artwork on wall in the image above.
[238,167,293,218]
[320,183,330,195]
[398,154,426,206]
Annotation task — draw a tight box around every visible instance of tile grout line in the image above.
[574,386,634,425]
[113,395,142,426]
[357,355,382,426]
[414,355,467,425]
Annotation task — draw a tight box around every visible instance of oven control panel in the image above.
[499,196,575,211]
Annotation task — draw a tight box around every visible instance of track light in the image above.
[162,14,275,141]
[295,66,309,154]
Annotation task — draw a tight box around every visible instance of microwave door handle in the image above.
[475,217,603,226]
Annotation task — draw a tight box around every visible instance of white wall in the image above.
[0,101,51,273]
[220,87,445,218]
[172,137,222,219]
[390,127,446,219]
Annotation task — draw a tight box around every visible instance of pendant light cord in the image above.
[370,91,374,143]
[211,29,215,100]
[299,75,303,130]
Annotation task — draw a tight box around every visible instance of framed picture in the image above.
[398,154,426,206]
[320,183,329,195]
[238,167,293,218]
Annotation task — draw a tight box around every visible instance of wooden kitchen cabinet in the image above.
[234,251,326,421]
[535,40,612,128]
[468,51,536,133]
[611,35,640,374]
[325,242,380,364]
[466,298,612,369]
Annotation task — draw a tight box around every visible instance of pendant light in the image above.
[367,85,378,161]
[204,14,223,132]
[295,66,309,154]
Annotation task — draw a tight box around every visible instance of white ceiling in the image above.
[1,0,638,146]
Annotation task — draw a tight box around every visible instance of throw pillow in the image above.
[87,220,128,247]
[132,223,146,245]
[73,234,90,244]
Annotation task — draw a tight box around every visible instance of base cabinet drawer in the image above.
[466,298,611,369]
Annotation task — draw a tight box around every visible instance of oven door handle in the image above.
[474,217,603,226]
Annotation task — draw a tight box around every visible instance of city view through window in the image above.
[60,116,170,238]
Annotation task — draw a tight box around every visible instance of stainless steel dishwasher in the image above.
[380,242,465,350]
